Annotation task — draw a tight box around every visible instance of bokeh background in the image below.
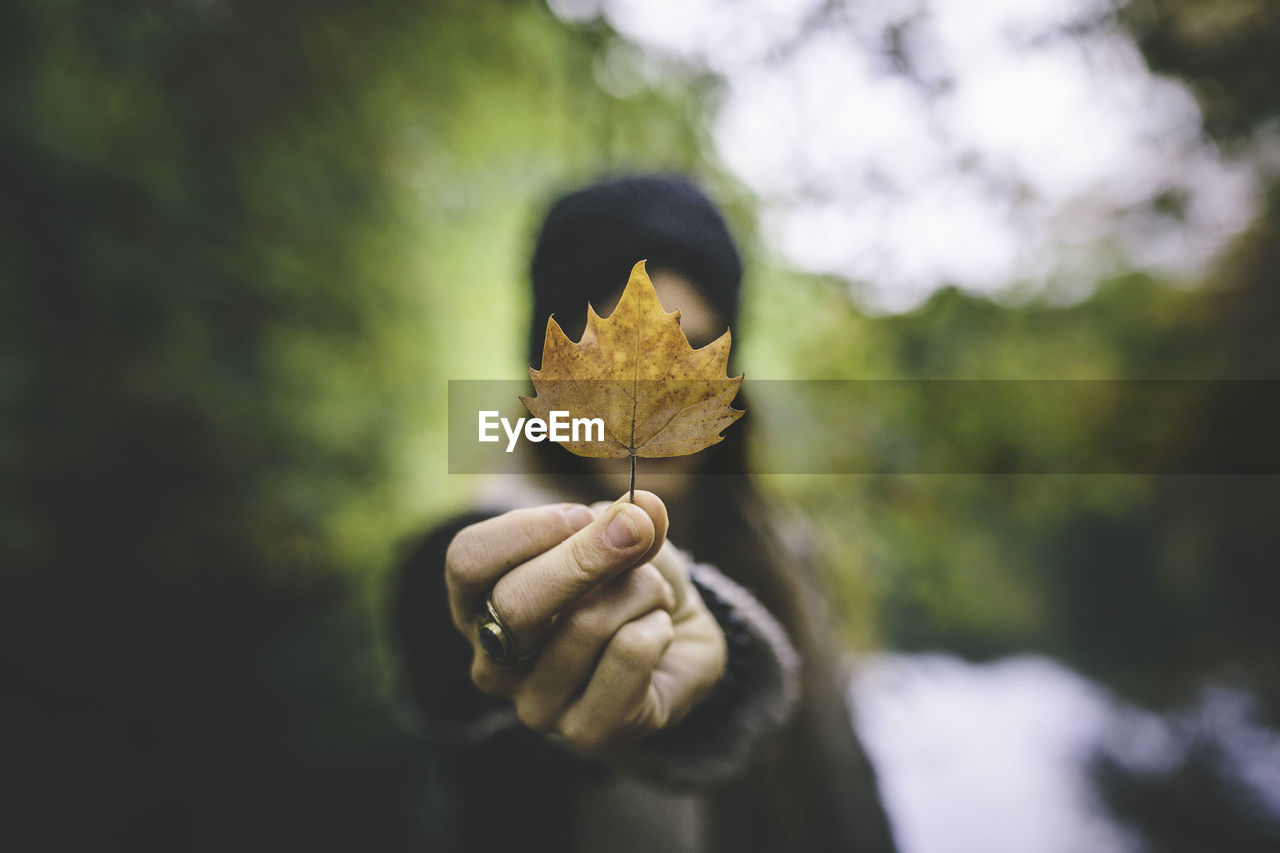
[2,0,1278,850]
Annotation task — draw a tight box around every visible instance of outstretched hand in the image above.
[444,491,727,752]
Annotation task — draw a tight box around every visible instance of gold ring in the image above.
[476,597,536,667]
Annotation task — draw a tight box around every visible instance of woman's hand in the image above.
[444,490,727,752]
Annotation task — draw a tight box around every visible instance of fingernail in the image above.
[605,508,641,549]
[563,504,594,531]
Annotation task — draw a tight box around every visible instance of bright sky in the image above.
[549,0,1259,312]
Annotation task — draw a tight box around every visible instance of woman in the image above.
[390,175,896,852]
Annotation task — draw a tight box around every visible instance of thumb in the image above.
[613,489,668,567]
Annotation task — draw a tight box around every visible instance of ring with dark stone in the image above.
[476,597,537,667]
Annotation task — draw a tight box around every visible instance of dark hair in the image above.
[527,174,742,369]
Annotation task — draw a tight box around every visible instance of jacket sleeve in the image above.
[388,514,801,785]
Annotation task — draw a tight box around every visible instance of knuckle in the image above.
[560,717,608,752]
[489,579,526,624]
[644,609,675,645]
[557,715,584,745]
[626,688,669,736]
[630,563,666,601]
[630,710,663,739]
[644,697,671,732]
[444,531,482,586]
[514,695,555,733]
[653,609,675,641]
[612,704,664,746]
[609,627,648,666]
[491,583,543,640]
[469,657,506,697]
[558,608,605,647]
[611,619,668,667]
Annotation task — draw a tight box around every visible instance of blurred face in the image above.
[590,268,729,501]
[593,268,725,349]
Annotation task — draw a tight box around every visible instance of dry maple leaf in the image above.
[520,260,744,499]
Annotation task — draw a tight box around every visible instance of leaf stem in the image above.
[629,319,639,504]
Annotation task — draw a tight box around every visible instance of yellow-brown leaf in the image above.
[521,260,744,459]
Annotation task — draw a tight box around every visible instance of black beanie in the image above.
[527,175,743,368]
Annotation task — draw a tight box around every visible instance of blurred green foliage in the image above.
[746,257,1280,708]
[0,0,716,847]
[1,0,1277,848]
[733,0,1280,716]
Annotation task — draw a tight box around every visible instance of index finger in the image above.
[446,503,595,622]
[486,501,658,648]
